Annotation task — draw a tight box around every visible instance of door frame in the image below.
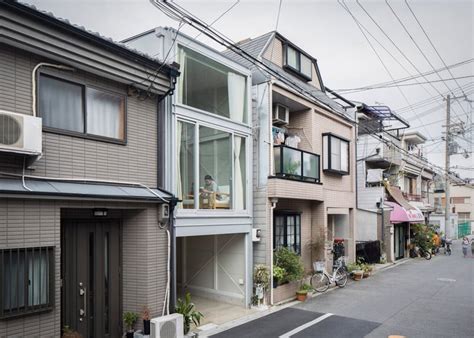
[60,218,123,337]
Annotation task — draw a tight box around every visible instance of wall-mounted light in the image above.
[93,208,108,217]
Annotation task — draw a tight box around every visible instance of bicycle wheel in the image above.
[311,272,330,292]
[335,267,347,288]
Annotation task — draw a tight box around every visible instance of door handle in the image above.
[79,282,87,321]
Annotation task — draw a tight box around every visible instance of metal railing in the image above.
[402,192,422,202]
[0,246,54,319]
[273,145,320,183]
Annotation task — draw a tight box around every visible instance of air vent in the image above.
[0,110,42,157]
[0,113,23,146]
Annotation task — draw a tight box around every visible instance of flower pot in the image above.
[126,331,134,338]
[352,270,364,281]
[143,319,151,335]
[273,279,279,288]
[363,271,370,278]
[296,291,307,301]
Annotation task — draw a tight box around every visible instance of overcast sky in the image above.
[27,0,474,179]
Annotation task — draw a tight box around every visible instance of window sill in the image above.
[269,175,322,185]
[43,127,127,145]
[323,169,349,176]
[282,65,312,82]
[0,306,53,320]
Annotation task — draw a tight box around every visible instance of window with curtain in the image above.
[176,121,248,211]
[39,75,125,141]
[284,45,312,80]
[177,121,195,209]
[177,46,247,124]
[274,213,301,254]
[1,247,54,319]
[322,133,350,175]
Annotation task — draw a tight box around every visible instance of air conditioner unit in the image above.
[150,313,184,338]
[272,104,289,125]
[0,110,42,156]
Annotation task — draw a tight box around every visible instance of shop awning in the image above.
[384,202,424,223]
[0,177,173,202]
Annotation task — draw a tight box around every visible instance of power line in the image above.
[269,0,284,61]
[385,0,469,122]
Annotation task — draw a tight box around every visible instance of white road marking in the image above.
[437,278,456,282]
[279,313,333,338]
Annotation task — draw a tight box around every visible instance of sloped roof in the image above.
[2,0,179,74]
[223,32,352,120]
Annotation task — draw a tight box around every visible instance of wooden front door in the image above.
[62,220,121,338]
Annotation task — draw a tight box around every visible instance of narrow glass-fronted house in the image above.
[125,28,253,315]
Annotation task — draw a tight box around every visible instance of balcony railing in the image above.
[274,145,320,183]
[402,192,422,202]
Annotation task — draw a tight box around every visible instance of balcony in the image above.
[273,145,320,183]
[402,192,422,202]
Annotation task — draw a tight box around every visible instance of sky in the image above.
[26,0,474,179]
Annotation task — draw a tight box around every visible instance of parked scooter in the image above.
[442,237,452,256]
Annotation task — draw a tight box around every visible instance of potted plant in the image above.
[175,292,203,335]
[123,312,139,338]
[346,261,363,281]
[142,306,151,336]
[273,266,285,288]
[253,265,270,306]
[296,283,313,301]
[274,247,304,284]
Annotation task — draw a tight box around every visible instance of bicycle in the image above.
[311,256,348,293]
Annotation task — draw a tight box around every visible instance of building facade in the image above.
[124,28,254,309]
[0,2,178,337]
[225,32,357,304]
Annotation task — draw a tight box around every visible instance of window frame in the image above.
[273,211,302,255]
[322,133,350,175]
[38,73,127,145]
[176,118,250,212]
[283,43,313,81]
[0,246,55,320]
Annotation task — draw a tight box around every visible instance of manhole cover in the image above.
[437,278,456,282]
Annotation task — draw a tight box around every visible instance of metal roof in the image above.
[0,177,173,202]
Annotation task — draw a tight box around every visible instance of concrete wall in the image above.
[0,199,167,337]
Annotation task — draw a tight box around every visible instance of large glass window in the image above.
[284,45,312,80]
[274,214,301,254]
[177,121,195,209]
[323,133,350,175]
[1,247,54,319]
[177,46,247,124]
[199,126,232,209]
[39,75,125,141]
[177,121,248,211]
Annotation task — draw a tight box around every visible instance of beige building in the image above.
[225,32,356,304]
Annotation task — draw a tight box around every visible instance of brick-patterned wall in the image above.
[0,198,167,336]
[0,44,158,188]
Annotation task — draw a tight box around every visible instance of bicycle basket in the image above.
[313,261,325,272]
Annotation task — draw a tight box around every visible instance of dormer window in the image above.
[284,45,312,81]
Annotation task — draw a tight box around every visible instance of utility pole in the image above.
[444,94,451,238]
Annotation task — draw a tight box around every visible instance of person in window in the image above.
[200,175,223,200]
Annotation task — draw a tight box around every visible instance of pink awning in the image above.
[384,201,424,224]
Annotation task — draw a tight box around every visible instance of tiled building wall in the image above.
[0,44,158,188]
[0,199,167,336]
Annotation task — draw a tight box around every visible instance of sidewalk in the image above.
[197,258,412,337]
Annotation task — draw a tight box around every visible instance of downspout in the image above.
[269,198,278,305]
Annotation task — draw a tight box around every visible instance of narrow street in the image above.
[212,240,474,338]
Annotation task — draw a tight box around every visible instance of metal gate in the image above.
[458,221,471,238]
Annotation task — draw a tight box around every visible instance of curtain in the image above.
[234,136,244,210]
[227,72,246,123]
[86,88,124,139]
[176,121,183,209]
[28,252,48,306]
[39,76,83,133]
[178,48,187,104]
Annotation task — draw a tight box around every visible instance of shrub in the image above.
[274,247,304,283]
[253,264,270,289]
[273,266,286,282]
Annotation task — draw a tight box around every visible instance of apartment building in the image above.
[0,2,178,337]
[356,106,433,262]
[224,32,357,304]
[124,28,254,313]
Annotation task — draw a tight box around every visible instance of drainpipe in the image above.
[269,197,278,305]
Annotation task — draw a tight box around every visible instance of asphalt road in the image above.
[212,240,474,338]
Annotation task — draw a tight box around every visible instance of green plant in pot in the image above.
[274,247,304,284]
[253,265,270,306]
[273,266,285,288]
[175,292,203,335]
[296,283,313,301]
[123,312,139,338]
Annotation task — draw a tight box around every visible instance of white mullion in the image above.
[194,123,200,209]
[231,133,235,210]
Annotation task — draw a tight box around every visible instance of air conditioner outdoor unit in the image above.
[272,104,289,125]
[150,313,184,338]
[0,110,42,156]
